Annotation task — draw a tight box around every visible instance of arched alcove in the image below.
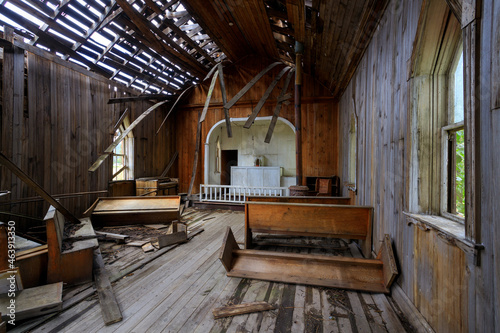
[204,116,296,187]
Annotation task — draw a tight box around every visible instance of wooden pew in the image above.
[88,196,180,226]
[0,222,48,288]
[246,195,351,204]
[220,227,398,293]
[219,227,398,293]
[45,206,98,285]
[245,202,373,258]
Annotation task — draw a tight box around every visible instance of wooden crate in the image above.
[136,177,178,196]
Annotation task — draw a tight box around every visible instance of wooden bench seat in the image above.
[246,195,351,204]
[245,201,373,258]
[45,206,98,285]
[0,206,97,288]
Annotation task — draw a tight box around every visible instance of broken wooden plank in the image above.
[212,301,275,319]
[186,112,202,206]
[0,282,63,322]
[125,240,149,247]
[160,151,178,177]
[157,231,187,248]
[0,268,23,294]
[0,152,81,225]
[113,108,130,131]
[224,62,283,110]
[156,85,194,135]
[93,248,122,325]
[199,68,219,122]
[265,69,295,143]
[218,63,232,137]
[95,231,130,243]
[107,95,171,104]
[244,66,291,128]
[142,243,156,252]
[89,100,168,172]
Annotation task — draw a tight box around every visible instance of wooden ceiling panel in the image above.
[183,0,389,99]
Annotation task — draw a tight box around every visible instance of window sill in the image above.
[403,212,477,256]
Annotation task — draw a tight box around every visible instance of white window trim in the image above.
[441,121,465,223]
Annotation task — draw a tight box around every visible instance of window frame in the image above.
[111,120,134,181]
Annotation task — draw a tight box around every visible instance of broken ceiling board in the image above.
[88,100,168,172]
[0,282,63,321]
[244,66,291,128]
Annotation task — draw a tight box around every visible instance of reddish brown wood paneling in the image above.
[174,56,339,193]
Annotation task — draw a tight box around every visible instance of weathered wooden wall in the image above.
[175,56,339,193]
[0,44,175,230]
[339,0,500,332]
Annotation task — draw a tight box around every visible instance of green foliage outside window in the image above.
[455,129,465,216]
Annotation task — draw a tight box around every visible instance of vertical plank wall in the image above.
[0,48,174,230]
[339,0,499,332]
[174,56,339,193]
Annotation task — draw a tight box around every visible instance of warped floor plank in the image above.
[32,208,419,333]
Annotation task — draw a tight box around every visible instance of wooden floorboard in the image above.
[32,209,420,333]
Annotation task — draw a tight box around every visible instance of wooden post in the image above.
[295,42,303,185]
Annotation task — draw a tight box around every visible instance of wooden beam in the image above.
[186,112,202,204]
[113,108,130,131]
[144,0,216,65]
[265,68,295,143]
[218,63,232,137]
[108,95,171,104]
[115,0,208,78]
[286,0,306,43]
[0,153,81,225]
[244,66,291,128]
[156,85,194,135]
[199,68,219,122]
[89,100,169,172]
[225,62,283,110]
[93,248,123,325]
[160,151,178,177]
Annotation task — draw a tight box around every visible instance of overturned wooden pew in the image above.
[87,196,180,226]
[220,227,398,293]
[244,202,372,258]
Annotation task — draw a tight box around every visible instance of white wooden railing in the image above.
[199,184,288,203]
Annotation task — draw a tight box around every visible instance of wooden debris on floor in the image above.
[95,231,129,243]
[213,301,275,319]
[0,268,23,294]
[157,231,187,248]
[142,243,156,253]
[93,248,122,325]
[0,282,63,321]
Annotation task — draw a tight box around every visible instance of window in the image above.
[441,49,465,221]
[112,118,134,180]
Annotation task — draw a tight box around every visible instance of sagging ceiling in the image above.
[0,0,388,99]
